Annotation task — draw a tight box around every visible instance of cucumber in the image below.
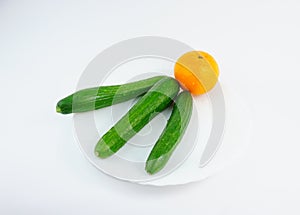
[56,76,165,114]
[95,77,180,158]
[145,91,193,175]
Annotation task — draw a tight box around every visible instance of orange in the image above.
[174,51,219,95]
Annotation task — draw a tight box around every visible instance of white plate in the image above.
[73,56,252,185]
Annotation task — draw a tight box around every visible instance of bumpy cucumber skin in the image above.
[95,77,180,158]
[145,91,193,175]
[56,76,166,114]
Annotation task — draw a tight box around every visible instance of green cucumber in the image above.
[56,76,165,114]
[95,77,180,158]
[146,91,193,175]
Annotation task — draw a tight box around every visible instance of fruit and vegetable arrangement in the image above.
[56,51,219,174]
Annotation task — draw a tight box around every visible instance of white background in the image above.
[1,0,300,214]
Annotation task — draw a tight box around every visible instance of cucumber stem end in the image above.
[56,106,62,113]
